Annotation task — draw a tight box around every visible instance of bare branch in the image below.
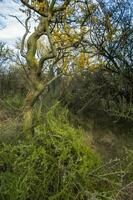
[9,14,25,28]
[20,9,31,58]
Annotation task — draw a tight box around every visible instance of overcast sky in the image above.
[0,0,25,46]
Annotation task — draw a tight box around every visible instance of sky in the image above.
[0,0,25,46]
[1,0,132,47]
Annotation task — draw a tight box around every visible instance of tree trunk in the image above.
[23,89,35,136]
[23,104,33,136]
[23,82,46,136]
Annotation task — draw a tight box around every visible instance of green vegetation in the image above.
[0,105,100,200]
[0,0,133,199]
[0,105,133,200]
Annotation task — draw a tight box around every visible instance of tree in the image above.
[19,0,95,136]
[83,0,133,87]
[77,0,133,120]
[0,42,11,71]
[0,42,13,96]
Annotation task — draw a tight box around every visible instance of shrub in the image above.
[0,104,101,200]
[1,104,132,199]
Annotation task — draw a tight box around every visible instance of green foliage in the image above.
[2,94,23,110]
[124,148,133,183]
[0,104,133,200]
[0,104,102,200]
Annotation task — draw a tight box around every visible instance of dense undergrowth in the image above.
[0,0,133,198]
[0,104,133,200]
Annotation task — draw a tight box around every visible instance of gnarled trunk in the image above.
[23,82,45,135]
[23,89,35,136]
[23,104,33,136]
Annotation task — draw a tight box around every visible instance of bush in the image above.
[1,104,132,199]
[0,104,101,200]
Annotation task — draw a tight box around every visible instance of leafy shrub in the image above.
[0,104,101,200]
[1,104,132,199]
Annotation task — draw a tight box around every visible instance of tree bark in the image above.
[23,81,45,136]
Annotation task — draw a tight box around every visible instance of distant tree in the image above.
[0,42,11,71]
